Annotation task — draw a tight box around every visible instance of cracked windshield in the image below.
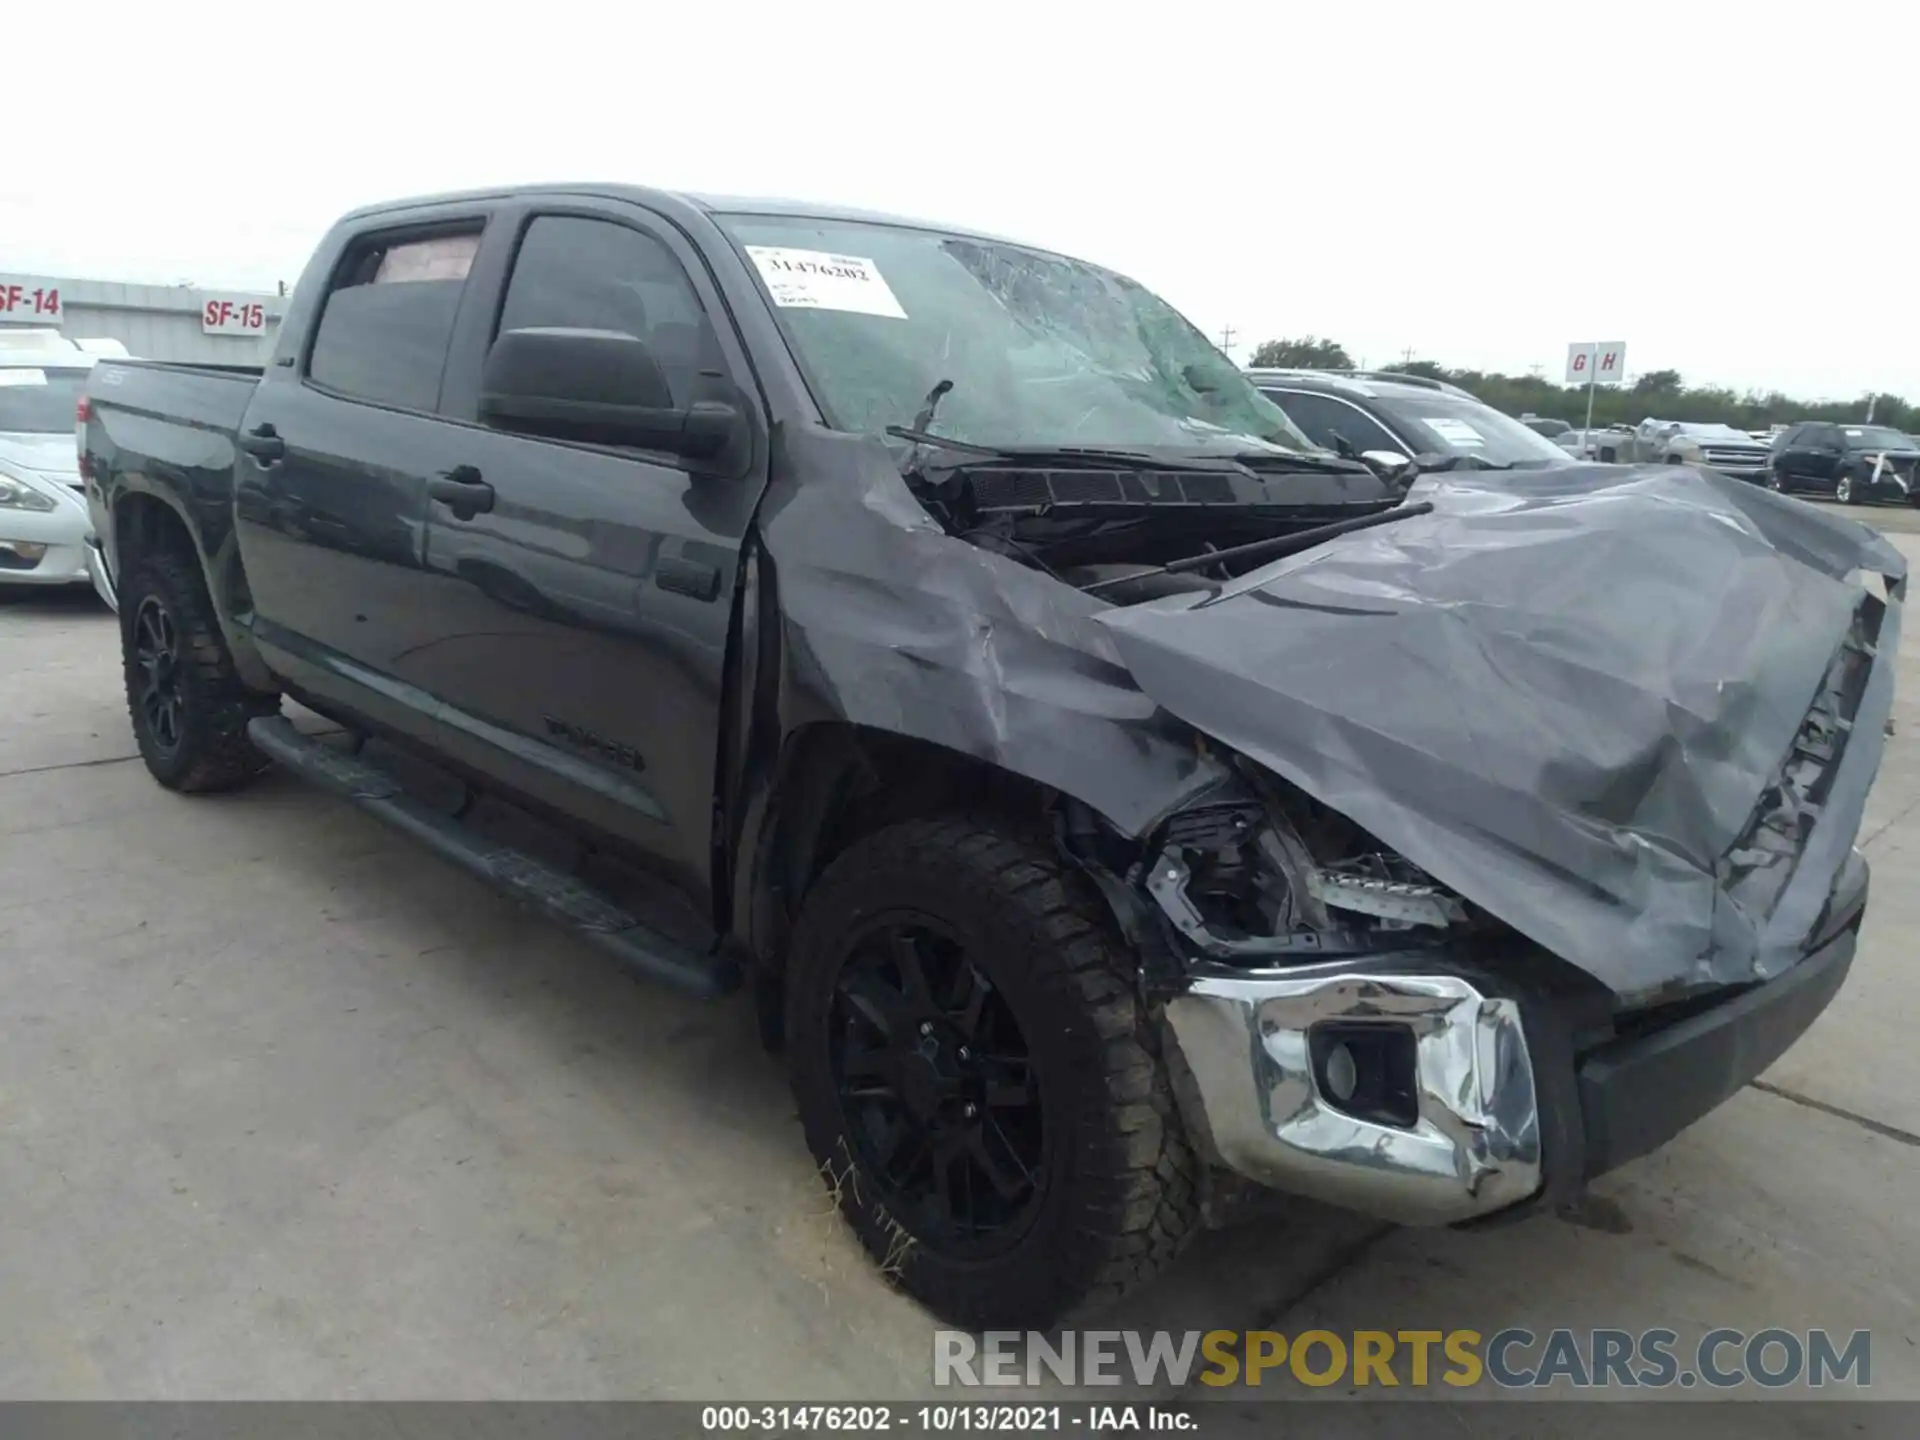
[720,215,1315,457]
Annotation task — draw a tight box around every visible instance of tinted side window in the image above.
[309,231,480,411]
[1264,389,1399,455]
[496,216,721,407]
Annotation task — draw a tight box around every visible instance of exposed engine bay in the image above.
[1132,763,1495,968]
[899,452,1403,604]
[892,448,1485,966]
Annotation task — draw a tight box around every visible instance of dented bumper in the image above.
[1166,962,1543,1225]
[1164,850,1868,1226]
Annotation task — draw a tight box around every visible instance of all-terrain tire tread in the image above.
[788,814,1199,1328]
[122,545,275,793]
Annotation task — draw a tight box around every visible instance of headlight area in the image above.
[1109,767,1571,1228]
[0,473,59,514]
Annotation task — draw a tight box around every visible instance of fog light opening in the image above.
[1309,1022,1420,1128]
[1323,1041,1358,1103]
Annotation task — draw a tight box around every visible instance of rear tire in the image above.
[121,547,277,792]
[785,815,1198,1328]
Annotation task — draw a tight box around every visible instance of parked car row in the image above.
[1253,379,1920,508]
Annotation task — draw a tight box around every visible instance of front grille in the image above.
[1719,597,1880,918]
[1701,447,1770,468]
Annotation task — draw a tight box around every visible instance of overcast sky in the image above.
[7,1,1910,400]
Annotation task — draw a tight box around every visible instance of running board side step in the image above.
[247,716,740,1001]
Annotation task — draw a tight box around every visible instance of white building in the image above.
[0,272,286,364]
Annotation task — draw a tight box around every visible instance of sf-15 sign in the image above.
[1566,341,1627,385]
[202,297,270,336]
[0,278,62,324]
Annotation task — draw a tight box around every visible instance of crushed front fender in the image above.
[1098,465,1905,1001]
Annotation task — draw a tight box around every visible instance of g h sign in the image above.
[1566,342,1627,385]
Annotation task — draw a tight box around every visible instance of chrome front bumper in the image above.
[1165,964,1541,1226]
[1163,860,1865,1229]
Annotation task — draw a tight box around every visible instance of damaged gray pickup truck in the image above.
[81,184,1904,1329]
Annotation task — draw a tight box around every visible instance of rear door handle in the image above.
[239,424,285,464]
[429,466,494,519]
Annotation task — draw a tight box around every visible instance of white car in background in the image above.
[0,329,124,600]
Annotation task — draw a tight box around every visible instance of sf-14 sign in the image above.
[0,278,62,324]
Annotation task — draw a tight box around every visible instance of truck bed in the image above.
[88,357,261,436]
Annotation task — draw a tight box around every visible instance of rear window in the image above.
[308,230,481,411]
[0,365,89,433]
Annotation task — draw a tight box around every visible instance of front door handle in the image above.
[239,424,285,464]
[655,554,721,602]
[429,466,494,519]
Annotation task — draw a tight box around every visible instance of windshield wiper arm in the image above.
[1230,449,1375,475]
[884,426,1252,474]
[886,424,1006,459]
[911,378,954,433]
[1081,501,1434,596]
[1417,454,1518,473]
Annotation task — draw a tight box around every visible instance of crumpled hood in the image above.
[0,432,79,485]
[1097,464,1905,1002]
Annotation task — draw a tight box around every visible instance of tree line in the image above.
[1245,337,1916,434]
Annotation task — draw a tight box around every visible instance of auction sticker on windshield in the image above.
[746,247,908,319]
[1427,417,1486,447]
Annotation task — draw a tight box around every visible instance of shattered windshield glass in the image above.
[717,213,1315,457]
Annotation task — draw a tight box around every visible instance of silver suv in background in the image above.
[1623,420,1774,481]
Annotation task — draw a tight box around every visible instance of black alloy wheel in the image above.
[132,594,185,756]
[785,816,1198,1328]
[120,547,276,792]
[829,917,1043,1256]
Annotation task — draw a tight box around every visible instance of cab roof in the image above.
[340,183,1032,250]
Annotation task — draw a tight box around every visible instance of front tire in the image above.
[786,816,1198,1328]
[1836,471,1858,505]
[121,547,277,792]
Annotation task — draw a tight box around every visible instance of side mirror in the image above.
[1361,449,1412,478]
[480,327,741,462]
